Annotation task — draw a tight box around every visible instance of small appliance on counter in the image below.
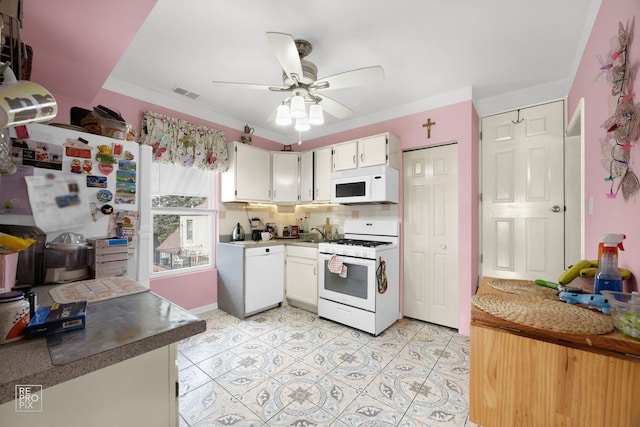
[232,222,245,241]
[44,232,92,283]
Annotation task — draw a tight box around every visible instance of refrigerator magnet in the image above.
[101,204,113,215]
[87,175,107,188]
[97,189,113,203]
[98,162,114,175]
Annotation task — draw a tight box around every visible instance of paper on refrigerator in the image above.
[24,174,92,232]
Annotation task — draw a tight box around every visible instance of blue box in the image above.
[25,301,87,337]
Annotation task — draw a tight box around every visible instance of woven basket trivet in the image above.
[486,278,559,300]
[472,293,614,335]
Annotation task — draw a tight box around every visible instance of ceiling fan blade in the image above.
[267,32,304,83]
[212,81,274,91]
[317,94,353,119]
[314,66,384,91]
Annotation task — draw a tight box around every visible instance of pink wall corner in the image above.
[569,0,640,292]
[151,268,217,311]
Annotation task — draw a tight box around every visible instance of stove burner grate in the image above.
[333,239,390,248]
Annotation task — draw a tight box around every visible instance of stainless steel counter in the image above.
[0,284,206,405]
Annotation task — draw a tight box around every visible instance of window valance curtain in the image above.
[140,111,228,171]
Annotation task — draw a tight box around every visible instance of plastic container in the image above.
[594,245,622,294]
[0,291,29,344]
[0,252,18,293]
[98,117,131,140]
[601,290,640,340]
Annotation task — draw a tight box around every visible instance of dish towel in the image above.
[328,254,348,278]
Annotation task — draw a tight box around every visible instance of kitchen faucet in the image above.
[311,227,327,241]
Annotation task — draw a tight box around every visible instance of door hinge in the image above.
[176,381,179,398]
[479,193,482,202]
[480,254,483,263]
[479,131,482,141]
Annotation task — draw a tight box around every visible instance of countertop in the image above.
[220,237,322,249]
[472,277,640,359]
[0,283,206,405]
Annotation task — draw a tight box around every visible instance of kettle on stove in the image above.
[231,222,245,241]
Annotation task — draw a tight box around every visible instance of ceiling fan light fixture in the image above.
[308,103,324,125]
[275,103,292,125]
[295,116,310,132]
[290,94,306,119]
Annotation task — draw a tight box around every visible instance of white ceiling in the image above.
[105,0,600,144]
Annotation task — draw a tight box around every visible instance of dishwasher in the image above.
[244,245,284,315]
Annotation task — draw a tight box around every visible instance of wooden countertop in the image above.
[472,277,640,359]
[0,284,206,405]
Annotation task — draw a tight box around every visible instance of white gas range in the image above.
[317,219,399,335]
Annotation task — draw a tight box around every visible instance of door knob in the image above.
[441,244,447,250]
[551,205,562,212]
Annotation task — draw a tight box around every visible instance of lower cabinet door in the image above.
[285,255,318,307]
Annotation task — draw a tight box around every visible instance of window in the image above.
[151,162,216,274]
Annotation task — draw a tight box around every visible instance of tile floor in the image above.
[177,305,474,427]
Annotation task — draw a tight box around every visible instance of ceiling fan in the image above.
[212,32,384,120]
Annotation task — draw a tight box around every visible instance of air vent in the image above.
[173,86,200,100]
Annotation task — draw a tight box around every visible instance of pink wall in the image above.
[304,101,480,335]
[150,268,217,311]
[569,0,639,292]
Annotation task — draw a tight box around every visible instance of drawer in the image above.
[286,245,317,259]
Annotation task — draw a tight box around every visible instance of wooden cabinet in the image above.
[272,152,300,203]
[470,277,640,427]
[314,146,333,202]
[285,245,318,312]
[300,150,314,203]
[332,132,399,171]
[221,142,271,202]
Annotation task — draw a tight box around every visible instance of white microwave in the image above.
[330,165,399,204]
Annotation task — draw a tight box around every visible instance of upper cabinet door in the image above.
[221,142,272,202]
[300,151,313,203]
[272,152,300,203]
[314,146,333,202]
[358,134,388,168]
[332,140,358,171]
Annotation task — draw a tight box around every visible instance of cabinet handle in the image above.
[314,267,316,276]
[353,155,356,164]
[360,153,364,162]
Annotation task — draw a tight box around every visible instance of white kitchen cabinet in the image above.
[272,151,300,203]
[332,139,358,171]
[221,142,272,202]
[285,245,318,312]
[0,344,178,427]
[300,151,314,203]
[314,146,333,202]
[331,132,399,171]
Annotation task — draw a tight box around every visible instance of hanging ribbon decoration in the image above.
[598,21,640,200]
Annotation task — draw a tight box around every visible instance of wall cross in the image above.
[422,118,436,138]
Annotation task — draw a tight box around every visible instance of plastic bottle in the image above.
[302,217,309,234]
[334,227,339,241]
[594,244,623,294]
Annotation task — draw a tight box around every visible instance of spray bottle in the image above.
[594,234,625,294]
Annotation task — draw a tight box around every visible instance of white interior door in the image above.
[403,143,459,328]
[481,100,565,281]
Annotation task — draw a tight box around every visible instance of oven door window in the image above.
[323,261,369,299]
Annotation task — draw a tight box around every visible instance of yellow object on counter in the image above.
[0,232,35,251]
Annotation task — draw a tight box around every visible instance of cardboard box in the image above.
[25,301,87,337]
[89,238,128,278]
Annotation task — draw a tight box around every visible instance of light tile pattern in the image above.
[178,306,474,427]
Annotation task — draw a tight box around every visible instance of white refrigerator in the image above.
[0,123,152,286]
